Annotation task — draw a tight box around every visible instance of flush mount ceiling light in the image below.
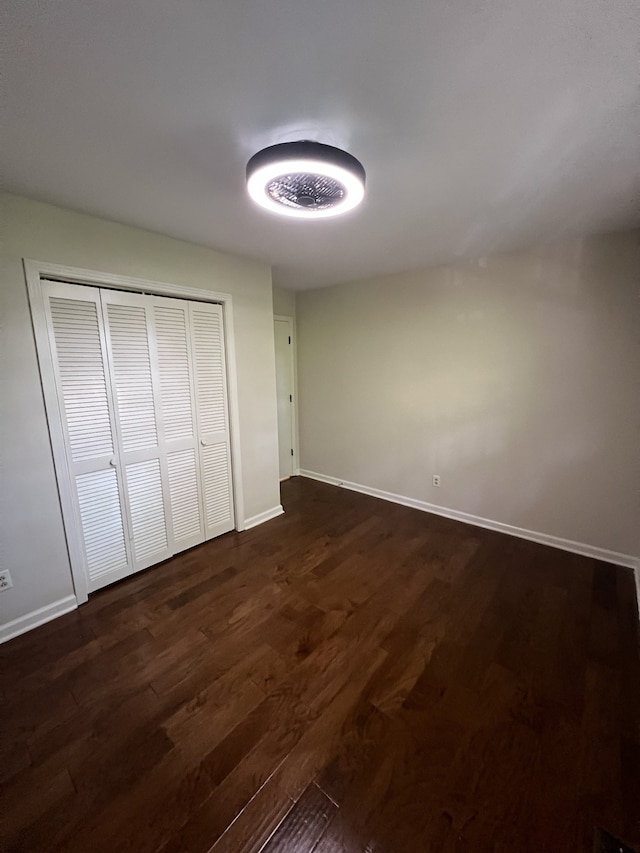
[246,140,366,219]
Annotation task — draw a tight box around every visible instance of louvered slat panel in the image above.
[191,308,226,434]
[75,469,128,581]
[166,449,202,543]
[49,298,114,463]
[107,303,158,452]
[125,458,168,562]
[154,305,194,441]
[201,444,232,528]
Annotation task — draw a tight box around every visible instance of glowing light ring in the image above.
[246,142,365,219]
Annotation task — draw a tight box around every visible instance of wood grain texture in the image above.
[260,783,336,852]
[1,477,638,853]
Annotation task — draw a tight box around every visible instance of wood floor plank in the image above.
[1,477,638,853]
[259,783,336,853]
[0,765,77,849]
[310,811,372,853]
[196,775,293,853]
[272,646,388,802]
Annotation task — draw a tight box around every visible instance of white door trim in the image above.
[274,314,299,477]
[25,259,246,604]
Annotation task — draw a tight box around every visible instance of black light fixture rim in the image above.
[246,140,366,185]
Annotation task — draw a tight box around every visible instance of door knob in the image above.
[109,457,117,467]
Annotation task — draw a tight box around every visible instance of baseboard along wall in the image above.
[243,504,285,530]
[0,595,78,644]
[299,470,640,611]
[3,483,636,645]
[0,506,286,644]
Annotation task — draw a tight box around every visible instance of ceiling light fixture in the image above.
[246,140,365,219]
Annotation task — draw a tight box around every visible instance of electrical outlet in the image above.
[0,570,13,591]
[432,474,441,487]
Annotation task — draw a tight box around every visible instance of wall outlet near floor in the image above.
[0,570,13,591]
[432,474,441,487]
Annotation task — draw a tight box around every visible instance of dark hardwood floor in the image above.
[1,477,639,852]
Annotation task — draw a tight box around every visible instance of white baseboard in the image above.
[299,470,639,572]
[0,595,78,644]
[243,504,284,530]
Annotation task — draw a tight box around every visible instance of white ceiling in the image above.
[2,0,639,289]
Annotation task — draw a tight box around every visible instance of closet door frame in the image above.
[25,259,246,605]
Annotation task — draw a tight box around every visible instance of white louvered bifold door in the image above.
[150,297,205,553]
[100,290,173,571]
[42,282,133,592]
[189,302,235,539]
[39,283,234,597]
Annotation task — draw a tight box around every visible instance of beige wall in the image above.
[297,231,640,559]
[0,193,280,631]
[272,285,296,317]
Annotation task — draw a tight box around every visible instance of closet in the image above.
[40,280,234,595]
